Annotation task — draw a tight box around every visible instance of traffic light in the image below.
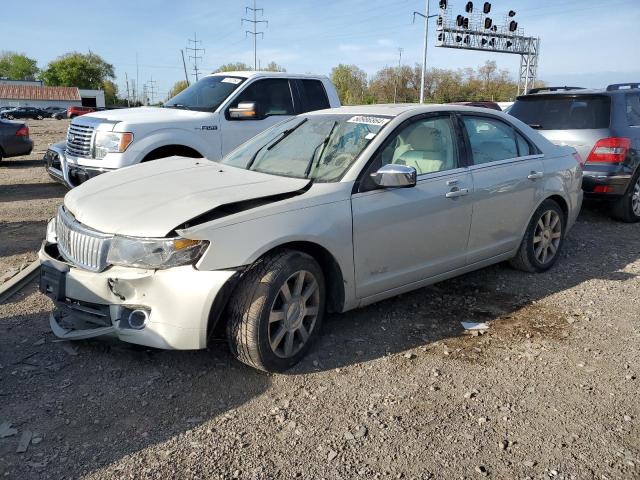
[465,1,473,13]
[439,0,448,9]
[509,20,518,32]
[484,17,492,29]
[483,2,491,14]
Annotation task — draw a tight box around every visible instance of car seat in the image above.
[392,124,449,174]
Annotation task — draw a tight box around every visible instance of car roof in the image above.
[305,103,510,117]
[521,85,640,99]
[207,71,328,80]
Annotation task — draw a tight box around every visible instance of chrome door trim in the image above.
[467,154,545,172]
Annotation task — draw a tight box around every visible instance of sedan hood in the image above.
[64,157,310,237]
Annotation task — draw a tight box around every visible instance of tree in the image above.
[102,80,119,106]
[330,64,368,105]
[368,65,419,104]
[0,51,39,80]
[263,61,286,72]
[168,80,189,99]
[215,62,252,72]
[39,52,115,89]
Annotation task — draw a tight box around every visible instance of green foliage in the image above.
[0,51,39,80]
[102,80,118,106]
[215,62,253,73]
[263,62,286,72]
[168,80,189,99]
[39,52,114,89]
[330,64,368,105]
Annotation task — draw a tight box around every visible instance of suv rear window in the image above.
[625,93,640,126]
[510,95,611,130]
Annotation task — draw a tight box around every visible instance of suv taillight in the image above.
[15,126,29,137]
[586,137,631,163]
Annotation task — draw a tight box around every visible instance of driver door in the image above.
[219,78,296,156]
[351,114,474,300]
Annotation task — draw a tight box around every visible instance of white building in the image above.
[0,80,105,109]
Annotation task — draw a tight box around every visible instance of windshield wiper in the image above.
[246,118,309,170]
[166,103,192,110]
[305,121,338,178]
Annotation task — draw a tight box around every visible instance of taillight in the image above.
[586,137,631,163]
[15,126,29,137]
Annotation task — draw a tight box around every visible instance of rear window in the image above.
[510,95,611,130]
[297,79,330,113]
[626,93,640,126]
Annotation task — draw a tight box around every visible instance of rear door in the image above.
[461,114,545,263]
[292,79,331,113]
[509,94,612,159]
[219,78,296,156]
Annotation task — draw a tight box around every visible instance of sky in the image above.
[1,0,639,101]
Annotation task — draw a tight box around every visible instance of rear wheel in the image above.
[611,173,640,223]
[226,250,325,372]
[510,199,565,273]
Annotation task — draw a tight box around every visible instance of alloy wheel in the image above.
[632,177,640,217]
[533,209,562,264]
[268,270,320,358]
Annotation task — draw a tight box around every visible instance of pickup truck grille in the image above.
[56,207,112,272]
[66,123,94,158]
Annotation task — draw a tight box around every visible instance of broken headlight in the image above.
[107,236,208,269]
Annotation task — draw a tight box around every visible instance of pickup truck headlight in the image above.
[93,131,134,159]
[107,236,208,269]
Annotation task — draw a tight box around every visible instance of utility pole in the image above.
[413,0,437,103]
[135,53,139,104]
[242,0,268,70]
[124,72,131,107]
[181,49,190,86]
[147,78,158,105]
[393,48,403,104]
[187,33,205,81]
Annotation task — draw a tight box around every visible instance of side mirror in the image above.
[229,101,259,120]
[370,164,417,188]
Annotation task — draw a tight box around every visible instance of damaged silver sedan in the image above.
[39,104,583,372]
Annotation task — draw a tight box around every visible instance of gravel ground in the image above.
[0,120,638,479]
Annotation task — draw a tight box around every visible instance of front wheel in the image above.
[510,199,565,273]
[226,250,325,372]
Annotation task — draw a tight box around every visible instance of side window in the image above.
[230,79,294,118]
[463,116,518,164]
[378,116,458,175]
[298,80,330,113]
[625,93,640,126]
[515,131,533,156]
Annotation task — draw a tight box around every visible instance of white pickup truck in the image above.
[45,71,340,187]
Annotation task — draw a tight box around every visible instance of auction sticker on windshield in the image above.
[222,77,242,84]
[347,115,391,126]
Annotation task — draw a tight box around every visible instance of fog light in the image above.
[128,309,149,329]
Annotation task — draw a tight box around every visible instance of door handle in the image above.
[445,187,469,199]
[527,171,544,180]
[446,178,460,186]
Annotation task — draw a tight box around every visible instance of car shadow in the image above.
[2,159,46,169]
[0,182,66,203]
[0,204,637,479]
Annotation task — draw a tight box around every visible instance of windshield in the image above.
[220,114,391,182]
[164,75,245,112]
[510,95,611,130]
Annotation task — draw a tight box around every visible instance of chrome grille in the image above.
[65,123,94,158]
[55,207,112,272]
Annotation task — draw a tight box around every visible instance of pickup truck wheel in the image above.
[226,250,325,373]
[611,172,640,223]
[6,115,14,120]
[510,199,565,273]
[36,115,43,120]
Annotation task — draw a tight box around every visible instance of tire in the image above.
[510,199,565,273]
[611,172,640,223]
[226,249,326,373]
[7,115,14,120]
[36,115,43,120]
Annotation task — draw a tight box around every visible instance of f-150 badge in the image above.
[200,125,217,131]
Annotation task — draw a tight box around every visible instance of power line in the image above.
[187,33,205,81]
[146,78,158,105]
[242,0,268,70]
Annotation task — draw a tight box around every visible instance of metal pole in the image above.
[181,49,190,86]
[419,0,429,103]
[254,0,257,70]
[393,48,403,103]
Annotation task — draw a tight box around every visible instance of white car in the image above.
[44,71,340,187]
[39,104,583,372]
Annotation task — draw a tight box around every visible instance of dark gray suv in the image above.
[510,84,640,222]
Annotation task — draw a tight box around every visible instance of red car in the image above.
[67,106,95,119]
